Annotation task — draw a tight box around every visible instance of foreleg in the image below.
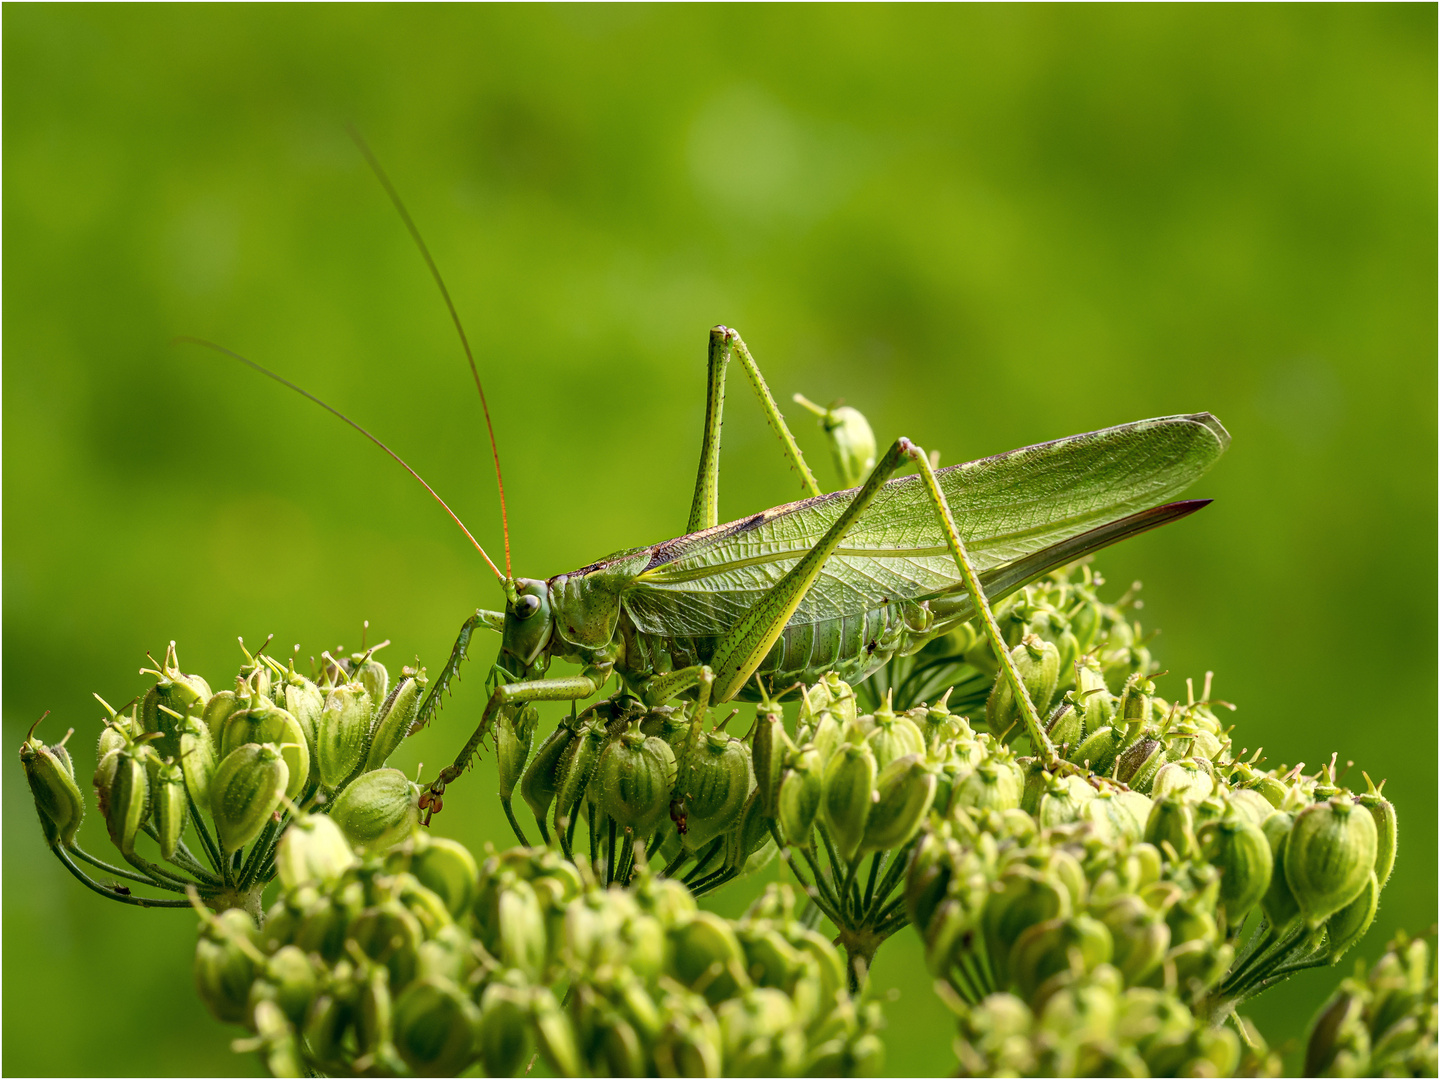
[413,609,505,731]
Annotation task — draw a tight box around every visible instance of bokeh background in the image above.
[5,6,1434,1076]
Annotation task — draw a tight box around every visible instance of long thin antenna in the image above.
[177,337,505,584]
[347,126,513,580]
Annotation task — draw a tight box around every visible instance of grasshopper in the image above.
[192,137,1228,830]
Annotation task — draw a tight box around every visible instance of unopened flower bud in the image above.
[778,748,824,846]
[20,721,85,846]
[220,698,310,801]
[987,635,1060,736]
[330,768,419,854]
[316,682,373,789]
[496,705,538,803]
[862,754,936,852]
[1037,773,1093,829]
[823,741,877,863]
[202,690,241,751]
[1115,673,1154,734]
[1226,787,1277,827]
[211,743,287,854]
[280,669,324,759]
[1286,798,1378,927]
[1199,817,1273,921]
[392,976,481,1078]
[275,812,356,889]
[1354,776,1398,890]
[365,672,426,771]
[595,729,677,836]
[1045,700,1082,753]
[1083,788,1148,843]
[195,908,260,1024]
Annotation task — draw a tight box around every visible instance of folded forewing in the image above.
[622,413,1228,636]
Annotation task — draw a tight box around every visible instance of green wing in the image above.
[622,413,1228,636]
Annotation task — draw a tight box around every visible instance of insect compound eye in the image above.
[514,594,542,620]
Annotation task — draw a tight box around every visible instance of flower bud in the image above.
[823,741,877,863]
[152,759,189,860]
[105,748,151,855]
[1260,811,1302,933]
[1068,724,1122,775]
[19,723,85,846]
[316,682,373,789]
[477,981,531,1079]
[220,698,310,801]
[1324,871,1379,963]
[408,836,478,918]
[520,720,577,828]
[777,748,823,846]
[1199,817,1273,921]
[861,754,936,852]
[178,714,216,811]
[1354,777,1398,890]
[987,635,1060,736]
[679,731,752,849]
[954,758,1024,812]
[330,768,420,854]
[1286,798,1378,927]
[1143,796,1197,859]
[211,743,287,854]
[365,672,426,771]
[496,705,538,803]
[275,812,356,889]
[392,976,480,1078]
[195,908,260,1024]
[595,729,677,836]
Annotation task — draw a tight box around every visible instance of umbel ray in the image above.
[183,137,1229,834]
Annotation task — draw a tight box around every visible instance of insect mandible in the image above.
[187,136,1228,832]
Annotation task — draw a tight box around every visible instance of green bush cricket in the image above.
[188,136,1229,838]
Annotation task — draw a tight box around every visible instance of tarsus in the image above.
[176,337,504,583]
[347,126,513,581]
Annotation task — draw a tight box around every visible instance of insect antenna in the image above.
[347,126,514,581]
[176,336,505,583]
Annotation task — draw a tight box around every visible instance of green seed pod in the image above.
[195,908,259,1024]
[1037,773,1091,829]
[281,672,324,759]
[1286,798,1378,927]
[330,767,420,854]
[19,725,85,846]
[365,673,425,771]
[982,867,1072,987]
[1143,796,1197,859]
[673,911,746,1003]
[351,901,424,991]
[220,698,310,802]
[202,690,241,753]
[1096,894,1170,985]
[1354,778,1398,890]
[531,986,582,1078]
[1325,871,1379,963]
[797,396,877,490]
[1199,817,1273,920]
[679,731,752,849]
[211,743,287,854]
[954,758,1024,812]
[353,654,390,708]
[1115,673,1154,734]
[141,642,212,760]
[354,962,393,1058]
[861,754,936,853]
[1260,810,1303,933]
[719,987,806,1077]
[105,749,151,855]
[177,714,216,812]
[477,981,531,1079]
[777,748,824,846]
[725,787,777,875]
[1074,656,1116,727]
[260,945,318,1026]
[987,635,1061,736]
[1226,787,1277,827]
[392,976,480,1078]
[409,836,479,918]
[1246,774,1291,809]
[520,719,577,827]
[822,740,877,863]
[496,877,548,979]
[1082,788,1147,843]
[751,706,790,817]
[1009,915,1113,1000]
[152,759,189,860]
[496,705,539,803]
[655,996,724,1077]
[865,707,925,773]
[595,729,678,836]
[552,717,607,837]
[316,682,373,789]
[275,812,356,889]
[1069,725,1121,777]
[1045,700,1082,753]
[1151,758,1215,803]
[1303,986,1371,1079]
[1115,734,1166,793]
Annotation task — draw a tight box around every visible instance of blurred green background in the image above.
[5,5,1434,1076]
